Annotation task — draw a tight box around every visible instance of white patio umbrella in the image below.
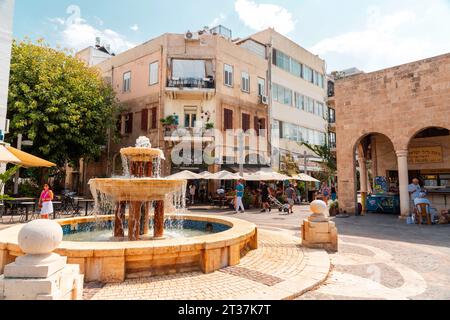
[207,170,242,180]
[244,171,290,181]
[198,171,213,179]
[0,145,21,164]
[166,170,202,180]
[292,173,320,183]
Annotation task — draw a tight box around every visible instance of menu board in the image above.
[408,146,443,164]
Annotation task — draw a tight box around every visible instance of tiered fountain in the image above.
[89,137,186,241]
[0,137,258,283]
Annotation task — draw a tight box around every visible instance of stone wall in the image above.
[335,53,450,213]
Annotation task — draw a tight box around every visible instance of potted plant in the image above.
[205,122,214,130]
[160,115,178,134]
[243,190,253,210]
[329,200,339,217]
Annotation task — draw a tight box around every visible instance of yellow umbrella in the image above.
[5,146,56,168]
[0,145,21,164]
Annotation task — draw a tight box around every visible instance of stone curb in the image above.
[227,237,331,300]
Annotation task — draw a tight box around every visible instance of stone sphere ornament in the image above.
[18,220,63,255]
[310,200,327,214]
[309,200,329,222]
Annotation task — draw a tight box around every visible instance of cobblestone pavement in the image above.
[190,206,450,300]
[297,213,450,300]
[86,229,330,300]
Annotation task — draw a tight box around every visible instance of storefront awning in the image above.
[5,146,56,168]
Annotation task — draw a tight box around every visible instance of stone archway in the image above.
[337,132,397,215]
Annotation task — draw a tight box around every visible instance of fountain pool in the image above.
[0,138,258,283]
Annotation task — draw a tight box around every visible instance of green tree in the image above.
[302,142,337,181]
[279,152,301,177]
[0,165,20,201]
[7,39,120,168]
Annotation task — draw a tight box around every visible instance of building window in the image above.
[272,83,292,106]
[141,109,148,131]
[242,113,250,131]
[257,78,266,96]
[224,108,233,130]
[123,71,131,92]
[224,64,233,87]
[291,60,302,78]
[328,108,336,123]
[125,113,133,134]
[151,107,158,129]
[329,132,336,147]
[295,93,304,110]
[149,61,159,85]
[316,102,324,118]
[303,66,312,83]
[241,72,250,93]
[184,107,197,128]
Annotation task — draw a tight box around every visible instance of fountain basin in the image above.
[89,178,186,202]
[0,215,257,283]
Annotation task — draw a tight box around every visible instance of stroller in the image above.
[268,195,291,214]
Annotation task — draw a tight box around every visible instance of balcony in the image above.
[164,127,215,143]
[166,78,216,100]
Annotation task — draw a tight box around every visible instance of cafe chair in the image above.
[415,203,432,225]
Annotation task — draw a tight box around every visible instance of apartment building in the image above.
[244,28,328,174]
[0,0,15,141]
[77,26,270,187]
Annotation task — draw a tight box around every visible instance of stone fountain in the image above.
[89,137,187,241]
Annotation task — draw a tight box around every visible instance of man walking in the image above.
[260,182,271,213]
[235,180,245,214]
[285,184,296,214]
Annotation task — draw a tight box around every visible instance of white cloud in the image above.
[130,24,139,32]
[209,13,227,28]
[234,0,296,35]
[310,0,450,72]
[93,16,104,26]
[49,16,136,54]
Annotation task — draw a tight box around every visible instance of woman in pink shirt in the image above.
[38,184,54,219]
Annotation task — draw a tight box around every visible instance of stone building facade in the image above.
[335,53,450,217]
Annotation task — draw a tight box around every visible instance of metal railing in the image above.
[167,78,215,89]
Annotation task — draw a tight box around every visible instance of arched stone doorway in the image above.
[405,127,450,214]
[352,133,397,215]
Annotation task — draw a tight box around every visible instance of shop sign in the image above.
[408,146,443,164]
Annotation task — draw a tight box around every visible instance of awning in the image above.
[206,170,242,180]
[291,173,320,183]
[166,170,202,180]
[5,146,56,168]
[0,145,21,164]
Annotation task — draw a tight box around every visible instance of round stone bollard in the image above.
[2,219,84,300]
[18,219,63,255]
[309,200,330,222]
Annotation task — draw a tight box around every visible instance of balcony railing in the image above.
[328,81,335,97]
[167,78,215,89]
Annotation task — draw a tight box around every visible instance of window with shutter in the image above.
[125,113,133,134]
[242,113,250,132]
[141,109,148,131]
[224,109,233,130]
[151,107,157,129]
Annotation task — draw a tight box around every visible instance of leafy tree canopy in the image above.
[7,39,120,167]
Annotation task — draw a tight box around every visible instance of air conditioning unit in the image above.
[260,95,269,105]
[185,31,200,41]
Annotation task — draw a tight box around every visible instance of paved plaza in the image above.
[2,205,449,300]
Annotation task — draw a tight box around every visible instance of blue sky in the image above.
[12,0,450,72]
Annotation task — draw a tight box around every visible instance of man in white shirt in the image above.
[414,192,438,223]
[408,178,421,214]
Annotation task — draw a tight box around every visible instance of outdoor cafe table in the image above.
[73,198,95,216]
[20,201,36,222]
